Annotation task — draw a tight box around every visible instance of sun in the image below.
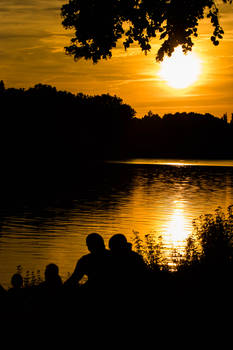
[158,46,201,89]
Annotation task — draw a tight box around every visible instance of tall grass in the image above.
[133,205,233,276]
[132,231,169,272]
[177,205,233,271]
[16,265,42,287]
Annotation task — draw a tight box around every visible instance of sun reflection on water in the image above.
[163,200,191,255]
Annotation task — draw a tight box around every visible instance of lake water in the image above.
[1,158,233,288]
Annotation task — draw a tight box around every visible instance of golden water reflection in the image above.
[110,158,233,167]
[1,160,233,287]
[163,201,190,249]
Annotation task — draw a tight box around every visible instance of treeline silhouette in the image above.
[1,81,233,172]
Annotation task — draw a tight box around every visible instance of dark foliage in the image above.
[0,81,233,185]
[132,110,233,159]
[0,83,134,173]
[61,0,232,62]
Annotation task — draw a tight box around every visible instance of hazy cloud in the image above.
[1,0,233,117]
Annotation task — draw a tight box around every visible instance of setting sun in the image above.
[158,46,201,89]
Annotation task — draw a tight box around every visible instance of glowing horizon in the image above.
[0,1,233,118]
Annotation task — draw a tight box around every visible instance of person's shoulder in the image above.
[77,253,92,265]
[130,250,145,262]
[0,285,7,296]
[103,249,114,260]
[130,250,141,257]
[104,249,112,256]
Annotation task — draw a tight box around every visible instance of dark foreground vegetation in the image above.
[1,206,233,332]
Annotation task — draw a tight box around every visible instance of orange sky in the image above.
[1,0,233,118]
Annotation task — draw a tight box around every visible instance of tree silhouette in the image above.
[1,82,233,162]
[61,0,232,63]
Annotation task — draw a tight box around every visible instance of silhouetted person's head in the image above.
[11,273,23,289]
[109,234,132,253]
[86,233,105,253]
[45,263,59,282]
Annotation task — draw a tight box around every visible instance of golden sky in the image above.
[1,0,233,118]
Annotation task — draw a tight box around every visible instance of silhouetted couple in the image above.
[65,233,147,299]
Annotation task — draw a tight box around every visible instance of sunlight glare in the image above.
[158,46,201,89]
[164,203,190,250]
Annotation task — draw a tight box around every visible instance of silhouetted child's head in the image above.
[45,263,59,282]
[86,233,105,253]
[42,263,62,289]
[11,273,23,289]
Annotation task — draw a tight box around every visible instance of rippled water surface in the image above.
[1,159,233,287]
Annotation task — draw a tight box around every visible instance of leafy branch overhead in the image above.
[61,0,232,63]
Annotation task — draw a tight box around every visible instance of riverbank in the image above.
[1,259,232,327]
[1,204,233,342]
[2,202,233,322]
